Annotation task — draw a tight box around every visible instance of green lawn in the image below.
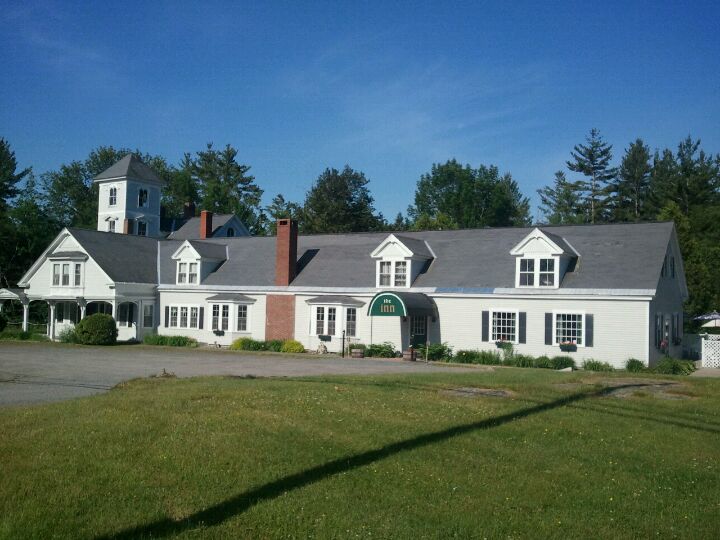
[1,369,719,539]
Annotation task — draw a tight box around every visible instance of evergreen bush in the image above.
[266,339,284,352]
[281,339,305,353]
[75,314,117,345]
[533,355,553,369]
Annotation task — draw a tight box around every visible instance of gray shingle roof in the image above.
[206,293,256,303]
[187,241,227,260]
[68,228,158,283]
[393,235,434,258]
[93,154,163,184]
[305,295,366,306]
[163,222,673,290]
[167,214,235,240]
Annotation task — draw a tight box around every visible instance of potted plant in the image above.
[559,341,577,352]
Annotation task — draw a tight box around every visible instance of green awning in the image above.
[367,292,436,317]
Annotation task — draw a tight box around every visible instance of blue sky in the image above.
[1,0,718,220]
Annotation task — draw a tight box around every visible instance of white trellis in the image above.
[701,335,720,368]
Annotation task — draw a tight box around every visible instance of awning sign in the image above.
[368,293,407,317]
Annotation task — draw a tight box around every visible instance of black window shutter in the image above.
[199,307,204,329]
[519,312,527,344]
[164,306,169,328]
[544,313,553,345]
[585,314,594,347]
[481,311,489,342]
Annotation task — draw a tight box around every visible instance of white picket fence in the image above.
[701,334,720,368]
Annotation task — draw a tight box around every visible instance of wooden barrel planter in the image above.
[402,349,417,362]
[351,348,365,358]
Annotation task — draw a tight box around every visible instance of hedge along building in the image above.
[14,155,687,367]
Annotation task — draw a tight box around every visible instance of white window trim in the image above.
[235,303,251,333]
[143,304,154,328]
[168,304,201,329]
[108,186,117,207]
[515,256,560,289]
[552,310,586,347]
[311,305,356,336]
[138,188,148,208]
[490,309,520,344]
[376,259,411,288]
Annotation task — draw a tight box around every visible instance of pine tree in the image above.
[162,153,198,218]
[612,139,651,221]
[537,171,584,224]
[0,138,30,215]
[265,194,301,235]
[566,128,617,223]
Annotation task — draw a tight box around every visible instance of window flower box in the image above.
[213,330,225,336]
[559,342,577,352]
[495,340,513,351]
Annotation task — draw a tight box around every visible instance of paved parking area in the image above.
[0,342,473,407]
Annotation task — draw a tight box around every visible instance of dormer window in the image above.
[539,259,555,286]
[379,262,392,286]
[177,261,199,284]
[188,263,198,283]
[178,263,187,283]
[519,259,534,286]
[138,189,148,208]
[109,187,117,206]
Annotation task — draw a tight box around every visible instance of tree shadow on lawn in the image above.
[95,382,690,539]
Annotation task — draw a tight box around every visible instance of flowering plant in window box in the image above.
[559,342,577,352]
[213,330,225,336]
[495,340,513,351]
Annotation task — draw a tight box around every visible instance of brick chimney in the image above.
[183,201,196,219]
[123,218,133,235]
[200,210,213,239]
[275,219,298,286]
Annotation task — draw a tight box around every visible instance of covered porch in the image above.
[367,291,439,353]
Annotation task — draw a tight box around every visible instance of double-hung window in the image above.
[177,263,187,284]
[109,187,117,206]
[379,262,392,286]
[180,307,188,328]
[237,305,248,332]
[519,259,534,286]
[316,307,325,335]
[492,311,517,343]
[138,189,148,208]
[170,307,178,327]
[53,264,60,286]
[394,262,407,287]
[74,264,81,286]
[61,264,70,286]
[143,305,154,328]
[346,308,356,337]
[190,307,198,328]
[539,259,554,286]
[555,313,583,345]
[188,263,198,284]
[327,307,336,335]
[212,304,229,331]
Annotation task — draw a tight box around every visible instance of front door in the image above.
[410,316,427,348]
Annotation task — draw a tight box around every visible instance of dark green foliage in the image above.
[509,354,535,368]
[409,159,530,229]
[74,314,118,345]
[230,337,268,351]
[266,194,302,235]
[0,313,6,333]
[537,171,585,224]
[611,139,651,221]
[625,358,646,372]
[265,339,284,352]
[453,350,502,365]
[550,356,576,370]
[566,128,617,224]
[192,143,266,234]
[416,342,453,361]
[161,153,199,219]
[582,359,615,372]
[0,137,30,214]
[533,355,553,369]
[365,342,397,358]
[301,166,385,233]
[143,334,198,347]
[653,358,697,376]
[0,328,48,341]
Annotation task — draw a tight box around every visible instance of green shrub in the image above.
[0,313,7,333]
[582,359,615,372]
[653,358,696,375]
[533,355,553,369]
[0,328,48,341]
[347,343,366,352]
[229,337,268,351]
[453,349,502,365]
[512,354,536,368]
[74,314,117,345]
[266,339,284,352]
[417,342,453,361]
[366,342,397,358]
[281,339,305,353]
[143,334,197,347]
[551,356,576,370]
[625,358,646,372]
[58,328,80,344]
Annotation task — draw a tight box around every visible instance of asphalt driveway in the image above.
[0,342,473,407]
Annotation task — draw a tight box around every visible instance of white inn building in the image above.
[1,155,688,367]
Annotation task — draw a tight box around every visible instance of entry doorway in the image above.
[410,316,427,348]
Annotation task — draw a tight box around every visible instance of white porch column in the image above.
[22,303,29,332]
[48,302,56,340]
[80,305,86,319]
